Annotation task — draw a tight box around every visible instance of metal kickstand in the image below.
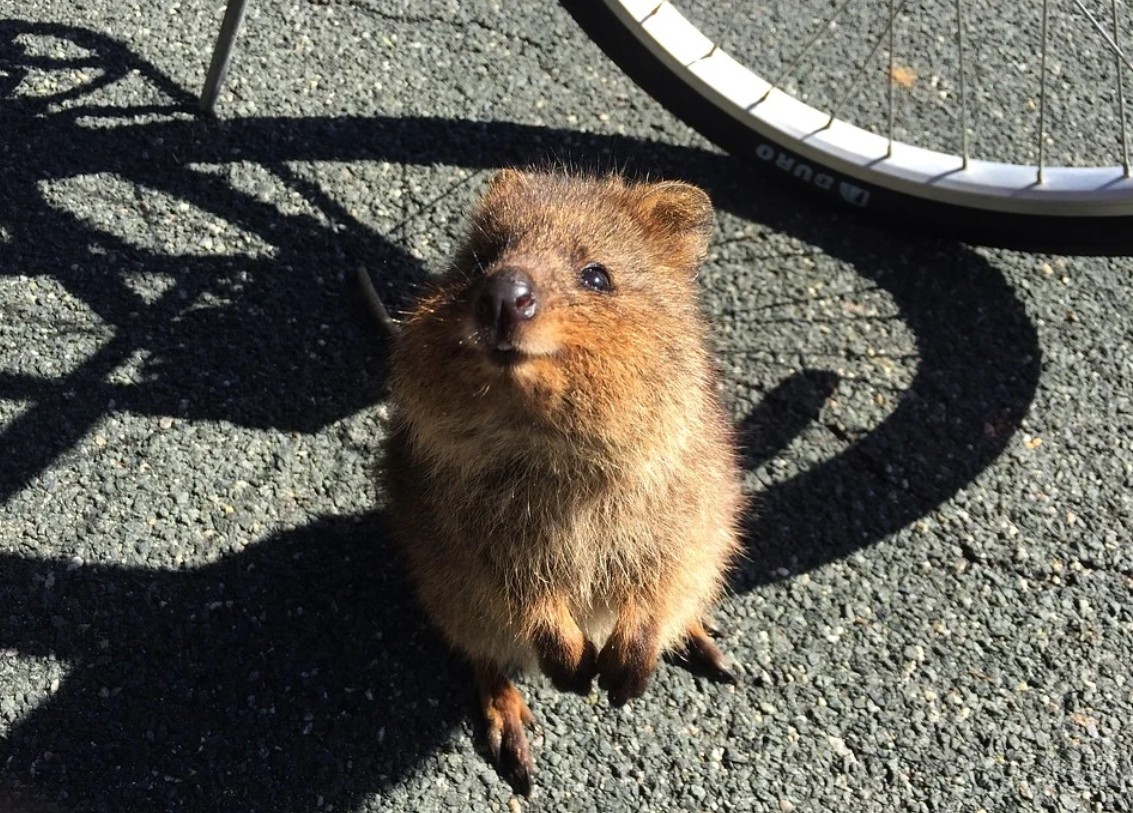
[199,0,249,115]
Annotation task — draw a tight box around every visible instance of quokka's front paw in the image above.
[597,628,658,707]
[542,639,598,695]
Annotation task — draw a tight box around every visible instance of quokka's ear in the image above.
[475,169,535,225]
[486,168,531,198]
[632,181,715,264]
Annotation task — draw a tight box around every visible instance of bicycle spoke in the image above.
[1070,0,1133,73]
[1038,0,1051,184]
[827,0,911,128]
[1067,0,1133,175]
[955,0,969,168]
[1060,0,1133,175]
[887,0,896,158]
[1115,0,1131,176]
[756,0,859,106]
[1067,0,1133,176]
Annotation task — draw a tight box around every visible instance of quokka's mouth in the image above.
[486,342,525,367]
[470,323,555,368]
[474,326,533,365]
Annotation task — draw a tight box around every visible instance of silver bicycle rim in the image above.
[607,0,1133,218]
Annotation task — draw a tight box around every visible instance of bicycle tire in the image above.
[560,0,1133,254]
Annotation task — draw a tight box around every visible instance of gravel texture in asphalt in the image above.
[1,1,1131,812]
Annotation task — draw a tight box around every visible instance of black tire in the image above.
[560,0,1133,255]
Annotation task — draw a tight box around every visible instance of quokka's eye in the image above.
[579,262,614,293]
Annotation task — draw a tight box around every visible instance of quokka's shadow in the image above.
[0,514,466,813]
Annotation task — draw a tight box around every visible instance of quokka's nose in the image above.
[477,267,538,332]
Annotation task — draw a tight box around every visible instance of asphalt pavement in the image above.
[1,1,1131,811]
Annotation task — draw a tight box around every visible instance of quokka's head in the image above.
[393,170,718,455]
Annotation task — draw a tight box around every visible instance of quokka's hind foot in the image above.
[475,662,538,796]
[671,620,738,684]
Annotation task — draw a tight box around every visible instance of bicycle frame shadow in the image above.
[0,19,1041,811]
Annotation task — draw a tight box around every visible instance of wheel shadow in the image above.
[727,227,1041,586]
[0,19,1041,811]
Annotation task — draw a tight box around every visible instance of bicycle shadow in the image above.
[0,19,1041,811]
[0,21,405,503]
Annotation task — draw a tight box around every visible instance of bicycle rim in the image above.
[562,0,1133,254]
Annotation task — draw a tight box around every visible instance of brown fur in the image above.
[383,170,744,792]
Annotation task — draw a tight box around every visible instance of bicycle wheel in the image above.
[561,0,1133,254]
